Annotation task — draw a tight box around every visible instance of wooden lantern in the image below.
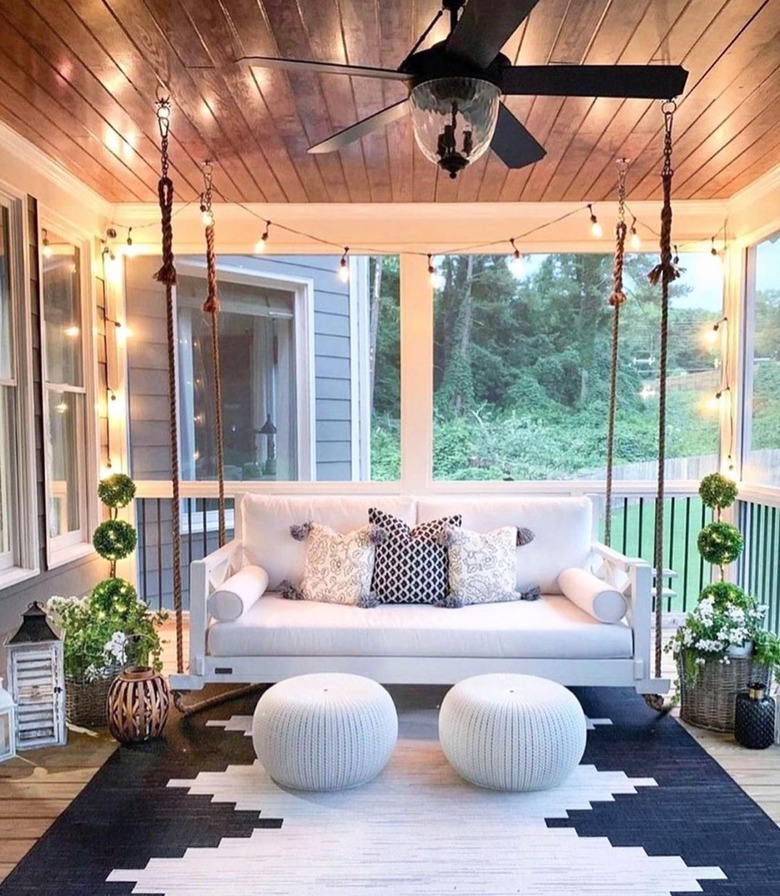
[0,677,16,763]
[6,602,66,749]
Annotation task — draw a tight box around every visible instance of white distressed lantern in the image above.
[0,677,16,762]
[6,602,66,749]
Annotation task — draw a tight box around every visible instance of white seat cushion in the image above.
[207,593,632,659]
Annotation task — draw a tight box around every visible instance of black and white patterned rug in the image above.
[3,686,779,895]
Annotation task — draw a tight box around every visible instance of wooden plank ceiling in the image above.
[0,0,778,204]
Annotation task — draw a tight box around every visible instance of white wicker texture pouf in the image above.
[439,674,586,792]
[252,673,398,791]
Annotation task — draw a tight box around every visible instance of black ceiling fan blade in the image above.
[237,55,413,82]
[490,102,546,168]
[446,0,543,69]
[500,64,689,98]
[308,99,410,154]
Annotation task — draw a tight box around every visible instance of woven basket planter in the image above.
[106,666,170,744]
[679,652,771,732]
[65,674,116,728]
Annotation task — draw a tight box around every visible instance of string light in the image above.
[255,220,271,253]
[705,315,727,345]
[42,228,52,259]
[715,385,730,400]
[508,238,524,276]
[427,254,437,287]
[125,227,137,257]
[673,244,679,265]
[338,247,350,282]
[587,204,603,239]
[629,217,641,251]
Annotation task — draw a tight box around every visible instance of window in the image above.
[431,251,722,481]
[41,228,94,562]
[744,231,780,485]
[123,253,400,484]
[0,195,37,588]
[0,207,16,572]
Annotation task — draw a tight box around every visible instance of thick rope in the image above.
[605,161,629,546]
[200,162,226,546]
[647,103,681,680]
[154,94,183,675]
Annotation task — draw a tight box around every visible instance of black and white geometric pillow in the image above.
[369,508,462,605]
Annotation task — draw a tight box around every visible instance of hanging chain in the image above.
[200,160,226,546]
[154,93,176,288]
[605,159,630,546]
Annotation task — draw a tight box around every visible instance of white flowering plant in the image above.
[46,583,166,683]
[667,582,780,684]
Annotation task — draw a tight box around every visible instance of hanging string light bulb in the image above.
[508,238,524,276]
[709,235,722,268]
[587,203,603,238]
[255,220,270,253]
[338,247,350,282]
[629,217,641,250]
[125,227,137,257]
[42,228,52,259]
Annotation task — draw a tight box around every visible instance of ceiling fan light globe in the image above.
[409,77,500,173]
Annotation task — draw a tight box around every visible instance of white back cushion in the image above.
[238,494,416,588]
[416,496,593,594]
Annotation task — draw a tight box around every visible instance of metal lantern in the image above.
[0,677,16,762]
[6,602,66,749]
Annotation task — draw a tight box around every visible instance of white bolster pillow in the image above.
[557,567,628,623]
[207,566,269,622]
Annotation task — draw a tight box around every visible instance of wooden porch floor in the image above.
[0,620,778,883]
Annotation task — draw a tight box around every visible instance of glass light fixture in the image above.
[409,77,500,179]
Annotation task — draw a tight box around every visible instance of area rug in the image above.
[2,686,779,895]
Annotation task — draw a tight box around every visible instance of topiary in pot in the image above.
[667,472,779,730]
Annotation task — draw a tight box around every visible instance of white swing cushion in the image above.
[207,565,269,622]
[557,567,628,624]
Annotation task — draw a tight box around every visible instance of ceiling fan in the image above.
[238,0,688,179]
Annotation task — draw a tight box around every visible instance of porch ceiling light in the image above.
[409,77,500,179]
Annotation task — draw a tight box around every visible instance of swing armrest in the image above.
[591,541,655,686]
[188,539,243,678]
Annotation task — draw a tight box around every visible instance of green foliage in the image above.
[97,473,136,509]
[46,592,166,681]
[93,519,137,562]
[697,521,743,566]
[47,471,166,680]
[753,628,780,676]
[699,581,751,611]
[698,473,738,509]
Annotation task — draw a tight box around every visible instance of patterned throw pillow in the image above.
[444,525,539,608]
[281,523,380,608]
[369,508,462,605]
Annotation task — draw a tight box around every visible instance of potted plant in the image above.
[667,473,780,731]
[46,474,167,728]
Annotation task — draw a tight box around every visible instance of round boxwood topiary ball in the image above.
[697,521,744,566]
[698,473,738,510]
[90,577,138,618]
[98,473,137,509]
[93,519,137,561]
[699,581,751,611]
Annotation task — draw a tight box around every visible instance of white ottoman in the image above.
[252,673,398,791]
[439,674,586,792]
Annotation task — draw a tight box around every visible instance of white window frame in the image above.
[0,189,39,590]
[175,258,316,483]
[39,214,99,568]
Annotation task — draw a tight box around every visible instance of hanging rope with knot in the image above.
[604,159,629,547]
[200,161,227,547]
[648,101,681,683]
[154,92,184,675]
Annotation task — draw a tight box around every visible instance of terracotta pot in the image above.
[106,666,170,743]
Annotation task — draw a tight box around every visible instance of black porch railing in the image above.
[738,499,780,634]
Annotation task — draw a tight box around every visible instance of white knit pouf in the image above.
[439,674,586,792]
[252,673,398,791]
